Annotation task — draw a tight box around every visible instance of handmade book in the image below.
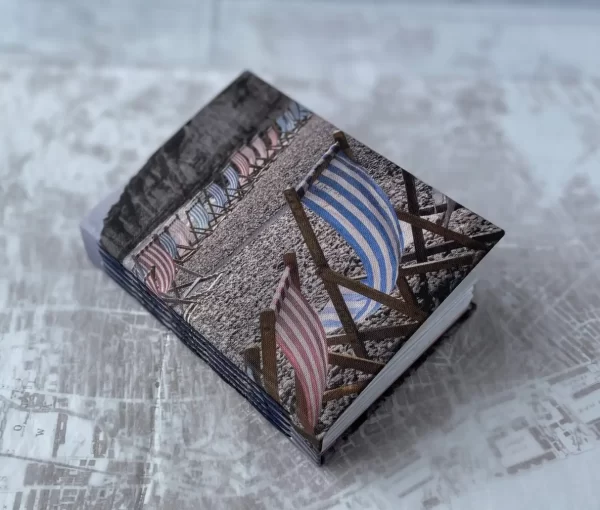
[80,71,505,464]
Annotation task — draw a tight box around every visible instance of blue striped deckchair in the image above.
[207,182,228,208]
[300,148,408,330]
[289,101,311,122]
[132,260,150,282]
[244,252,385,437]
[158,232,178,259]
[223,166,240,192]
[276,114,295,135]
[286,131,490,357]
[285,132,428,357]
[205,182,229,218]
[187,202,211,234]
[284,111,297,131]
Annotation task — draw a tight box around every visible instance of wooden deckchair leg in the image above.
[397,254,474,276]
[295,374,313,434]
[401,170,428,261]
[395,209,488,252]
[284,188,367,358]
[224,186,238,205]
[204,192,220,227]
[328,352,384,374]
[260,309,279,402]
[148,265,157,289]
[327,322,420,346]
[170,280,182,302]
[442,198,457,229]
[400,230,503,263]
[321,268,428,322]
[185,210,200,243]
[333,130,354,160]
[401,170,431,308]
[418,202,464,217]
[323,380,370,402]
[396,274,420,309]
[173,265,205,279]
[243,345,262,384]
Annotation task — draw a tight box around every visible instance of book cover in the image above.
[87,71,504,462]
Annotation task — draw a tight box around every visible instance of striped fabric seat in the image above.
[271,266,328,431]
[223,166,240,191]
[158,232,178,259]
[289,101,310,121]
[206,183,228,209]
[168,218,194,250]
[132,260,149,281]
[188,202,210,230]
[266,127,280,149]
[297,145,405,331]
[231,152,251,178]
[137,242,176,295]
[276,115,293,134]
[284,111,297,130]
[252,136,269,160]
[240,146,257,168]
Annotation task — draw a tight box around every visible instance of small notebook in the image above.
[80,71,504,464]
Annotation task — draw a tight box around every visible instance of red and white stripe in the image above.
[252,136,269,160]
[138,242,175,295]
[168,218,194,255]
[231,152,251,178]
[266,127,279,149]
[240,145,257,169]
[272,271,328,431]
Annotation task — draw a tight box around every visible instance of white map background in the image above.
[1,2,600,509]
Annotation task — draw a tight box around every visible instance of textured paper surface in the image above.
[2,17,600,507]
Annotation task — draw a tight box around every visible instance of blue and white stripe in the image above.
[290,101,310,121]
[206,183,228,209]
[284,111,297,130]
[188,202,210,230]
[158,232,178,259]
[276,114,294,133]
[301,149,404,331]
[223,166,240,191]
[132,260,149,281]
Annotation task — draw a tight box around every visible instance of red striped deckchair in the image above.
[251,135,270,163]
[137,241,176,296]
[240,145,261,174]
[167,218,196,261]
[248,253,384,436]
[265,126,283,154]
[231,151,253,186]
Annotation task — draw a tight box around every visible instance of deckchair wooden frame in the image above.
[288,102,312,130]
[250,133,276,167]
[153,226,195,266]
[393,169,491,280]
[221,167,246,203]
[244,252,385,435]
[230,150,261,193]
[238,145,265,175]
[264,125,286,156]
[202,186,233,228]
[137,238,216,307]
[273,118,295,144]
[184,207,212,242]
[284,131,427,359]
